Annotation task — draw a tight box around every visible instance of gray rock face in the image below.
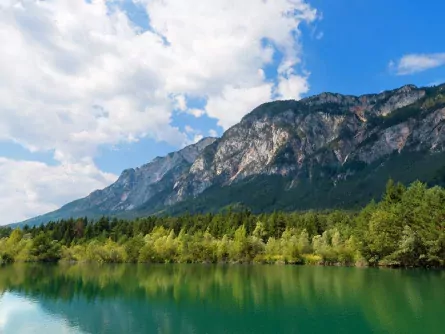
[170,84,444,202]
[16,83,445,226]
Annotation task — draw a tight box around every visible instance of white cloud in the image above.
[141,0,317,128]
[206,84,274,129]
[0,0,189,163]
[174,95,187,111]
[0,0,317,156]
[192,134,204,144]
[208,129,219,138]
[188,108,205,118]
[184,125,194,134]
[0,157,117,224]
[276,73,310,100]
[0,0,317,223]
[181,125,205,145]
[390,53,445,75]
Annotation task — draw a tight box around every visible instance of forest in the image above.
[0,180,444,267]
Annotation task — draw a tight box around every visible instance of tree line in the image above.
[0,180,444,267]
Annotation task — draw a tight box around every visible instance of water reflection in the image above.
[0,292,84,334]
[0,264,444,334]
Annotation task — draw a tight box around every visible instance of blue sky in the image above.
[1,0,445,224]
[304,0,445,95]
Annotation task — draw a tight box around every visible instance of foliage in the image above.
[1,179,444,267]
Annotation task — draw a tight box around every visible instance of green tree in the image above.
[30,232,61,262]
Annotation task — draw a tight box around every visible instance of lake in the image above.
[0,264,443,334]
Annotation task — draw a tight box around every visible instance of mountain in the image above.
[17,83,445,226]
[18,137,217,227]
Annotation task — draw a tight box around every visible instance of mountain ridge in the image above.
[14,82,445,227]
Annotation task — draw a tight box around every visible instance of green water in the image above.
[0,264,443,334]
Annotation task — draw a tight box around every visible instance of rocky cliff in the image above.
[164,84,445,207]
[18,83,445,226]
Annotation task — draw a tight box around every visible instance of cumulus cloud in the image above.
[390,53,445,75]
[140,0,318,128]
[206,84,274,129]
[276,73,310,100]
[0,0,317,223]
[208,129,219,138]
[0,157,117,224]
[0,0,189,162]
[0,0,317,158]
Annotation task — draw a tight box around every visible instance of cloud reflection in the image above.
[0,293,83,334]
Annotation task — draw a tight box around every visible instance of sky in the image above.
[1,0,445,225]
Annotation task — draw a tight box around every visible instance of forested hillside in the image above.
[1,180,444,267]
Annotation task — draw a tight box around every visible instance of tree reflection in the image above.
[0,264,443,334]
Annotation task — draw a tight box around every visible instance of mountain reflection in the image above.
[0,264,444,334]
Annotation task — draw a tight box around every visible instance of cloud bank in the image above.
[0,0,318,224]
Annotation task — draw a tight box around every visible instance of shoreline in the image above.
[2,259,443,269]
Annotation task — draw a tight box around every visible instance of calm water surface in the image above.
[0,264,443,334]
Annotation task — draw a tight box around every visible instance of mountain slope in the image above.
[17,83,445,226]
[19,137,217,227]
[149,84,445,211]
